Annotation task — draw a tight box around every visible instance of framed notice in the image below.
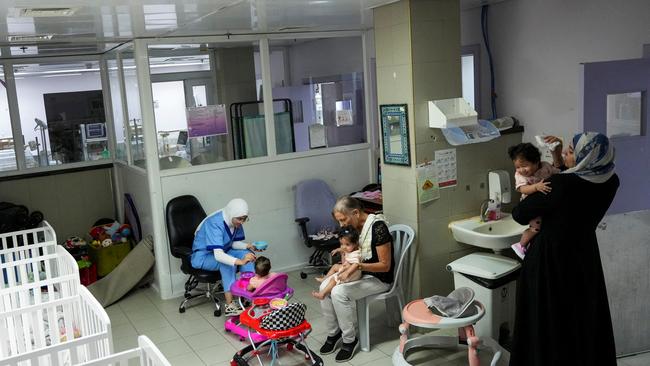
[186,104,228,138]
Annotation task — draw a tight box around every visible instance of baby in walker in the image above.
[312,225,362,300]
[508,142,561,259]
[247,256,274,291]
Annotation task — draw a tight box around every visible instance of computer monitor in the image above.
[85,123,106,139]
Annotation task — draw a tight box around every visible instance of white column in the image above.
[134,39,173,299]
[259,37,277,157]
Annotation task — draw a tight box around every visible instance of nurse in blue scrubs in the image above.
[191,198,257,316]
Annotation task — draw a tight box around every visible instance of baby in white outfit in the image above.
[312,226,363,300]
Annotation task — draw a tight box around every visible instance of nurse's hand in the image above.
[235,253,256,265]
[246,243,264,252]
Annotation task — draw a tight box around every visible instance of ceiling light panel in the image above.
[18,7,79,17]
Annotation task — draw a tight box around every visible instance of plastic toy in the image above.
[225,273,294,343]
[231,299,322,366]
[64,236,87,249]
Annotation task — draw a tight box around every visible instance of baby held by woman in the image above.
[312,226,363,300]
[508,142,561,259]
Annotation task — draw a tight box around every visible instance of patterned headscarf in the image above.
[562,132,615,183]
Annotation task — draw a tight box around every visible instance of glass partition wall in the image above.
[144,35,367,170]
[268,37,366,154]
[148,41,267,169]
[14,59,108,167]
[0,33,369,177]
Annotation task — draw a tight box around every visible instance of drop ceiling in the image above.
[0,0,400,59]
[0,0,500,59]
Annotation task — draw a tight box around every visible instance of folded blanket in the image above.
[424,287,476,318]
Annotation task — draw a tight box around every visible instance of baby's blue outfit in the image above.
[191,210,254,291]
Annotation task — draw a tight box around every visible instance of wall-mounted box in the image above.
[428,98,478,128]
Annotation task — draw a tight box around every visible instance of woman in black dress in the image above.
[510,132,619,366]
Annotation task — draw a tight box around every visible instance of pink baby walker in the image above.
[230,298,321,366]
[225,272,294,343]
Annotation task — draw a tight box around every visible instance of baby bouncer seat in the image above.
[226,272,295,343]
[392,287,510,366]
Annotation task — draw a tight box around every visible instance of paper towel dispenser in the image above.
[428,98,478,128]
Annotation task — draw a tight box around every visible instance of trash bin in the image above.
[447,253,520,344]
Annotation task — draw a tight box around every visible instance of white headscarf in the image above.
[195,198,249,235]
[223,198,249,226]
[562,132,615,183]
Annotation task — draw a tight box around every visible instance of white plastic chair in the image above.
[356,224,415,352]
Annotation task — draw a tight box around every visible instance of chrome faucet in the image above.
[480,199,491,222]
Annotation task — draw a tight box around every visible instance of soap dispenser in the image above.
[488,170,511,205]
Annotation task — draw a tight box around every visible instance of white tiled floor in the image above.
[106,270,649,366]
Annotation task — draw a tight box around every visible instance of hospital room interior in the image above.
[0,0,647,365]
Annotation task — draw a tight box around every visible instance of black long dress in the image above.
[510,172,619,366]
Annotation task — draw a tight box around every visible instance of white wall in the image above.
[115,164,152,238]
[461,0,650,142]
[0,168,115,241]
[158,148,371,297]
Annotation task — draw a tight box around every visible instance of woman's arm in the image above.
[512,175,565,224]
[338,242,391,281]
[519,181,552,195]
[544,136,565,168]
[361,243,391,273]
[213,248,255,266]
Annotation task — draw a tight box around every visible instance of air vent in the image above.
[19,7,78,17]
[8,34,54,42]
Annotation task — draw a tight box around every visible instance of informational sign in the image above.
[309,124,327,149]
[416,161,440,203]
[186,104,228,138]
[434,148,457,188]
[336,100,353,126]
[336,109,353,126]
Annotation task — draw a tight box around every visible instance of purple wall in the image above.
[582,58,650,214]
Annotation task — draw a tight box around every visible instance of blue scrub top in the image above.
[191,210,245,269]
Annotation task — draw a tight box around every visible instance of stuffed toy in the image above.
[63,236,86,249]
[90,221,132,244]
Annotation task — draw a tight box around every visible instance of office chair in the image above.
[294,179,341,279]
[165,195,224,316]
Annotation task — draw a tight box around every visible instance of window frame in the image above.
[139,31,371,176]
[461,44,481,117]
[0,54,115,179]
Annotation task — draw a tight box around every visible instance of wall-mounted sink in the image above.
[449,213,527,252]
